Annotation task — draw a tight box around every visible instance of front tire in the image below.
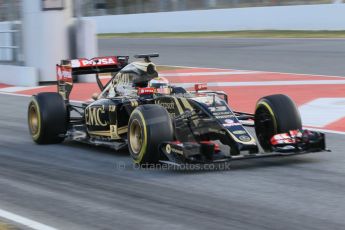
[28,92,68,144]
[254,94,302,151]
[128,104,174,165]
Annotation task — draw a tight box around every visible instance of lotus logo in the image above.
[239,135,251,142]
[224,119,234,124]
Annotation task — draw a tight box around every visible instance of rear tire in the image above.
[254,94,302,151]
[128,104,174,165]
[28,92,68,144]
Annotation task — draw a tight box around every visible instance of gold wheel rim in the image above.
[29,104,39,136]
[129,119,143,155]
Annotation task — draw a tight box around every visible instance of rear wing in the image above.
[56,56,129,100]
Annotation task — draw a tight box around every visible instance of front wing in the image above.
[159,129,327,165]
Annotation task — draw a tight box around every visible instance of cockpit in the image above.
[99,60,159,98]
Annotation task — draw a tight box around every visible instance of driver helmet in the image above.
[148,77,171,94]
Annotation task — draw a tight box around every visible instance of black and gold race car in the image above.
[27,54,327,165]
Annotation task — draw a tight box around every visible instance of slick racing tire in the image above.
[254,94,302,151]
[28,92,68,144]
[128,104,174,165]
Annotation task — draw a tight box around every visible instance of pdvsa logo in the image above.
[79,57,116,67]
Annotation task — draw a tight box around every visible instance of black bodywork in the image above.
[57,54,327,165]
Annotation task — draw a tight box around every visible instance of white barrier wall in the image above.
[22,0,73,82]
[0,0,98,86]
[88,4,345,33]
[0,22,13,61]
[0,65,38,86]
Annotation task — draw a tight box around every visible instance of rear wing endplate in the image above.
[56,56,129,100]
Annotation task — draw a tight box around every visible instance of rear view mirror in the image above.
[195,83,207,92]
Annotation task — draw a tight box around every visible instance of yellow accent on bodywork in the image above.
[180,98,199,126]
[110,125,120,139]
[117,126,128,134]
[180,98,193,110]
[172,98,184,115]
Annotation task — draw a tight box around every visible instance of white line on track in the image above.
[160,71,258,77]
[100,37,345,41]
[0,208,57,230]
[161,64,345,79]
[305,127,345,135]
[0,86,46,93]
[0,91,33,97]
[175,80,345,88]
[0,91,84,104]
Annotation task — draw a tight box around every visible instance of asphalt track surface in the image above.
[99,38,345,76]
[0,38,345,229]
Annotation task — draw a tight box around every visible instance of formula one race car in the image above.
[27,54,327,165]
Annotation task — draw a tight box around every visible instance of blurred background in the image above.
[0,2,345,230]
[0,0,342,21]
[0,0,344,80]
[81,0,339,16]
